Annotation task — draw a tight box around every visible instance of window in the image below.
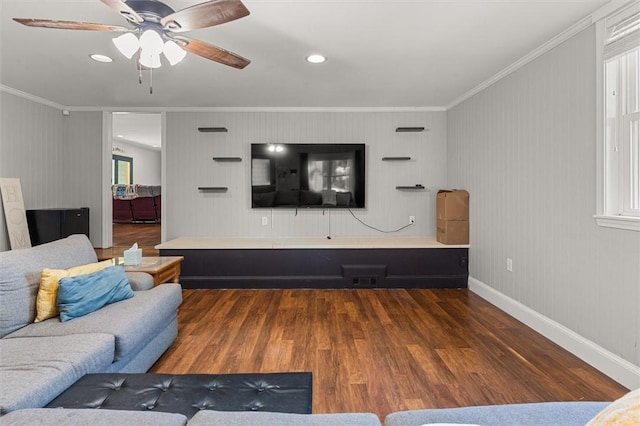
[112,155,133,185]
[308,154,354,193]
[251,158,272,186]
[595,2,640,231]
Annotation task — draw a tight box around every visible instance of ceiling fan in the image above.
[13,0,251,71]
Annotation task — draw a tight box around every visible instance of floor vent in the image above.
[353,277,377,287]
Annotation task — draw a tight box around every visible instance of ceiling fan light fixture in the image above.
[139,52,162,69]
[139,28,164,56]
[164,40,187,66]
[14,0,253,94]
[112,32,139,59]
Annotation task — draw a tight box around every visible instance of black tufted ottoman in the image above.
[46,372,313,419]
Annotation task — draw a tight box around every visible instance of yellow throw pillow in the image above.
[587,388,640,426]
[35,259,113,322]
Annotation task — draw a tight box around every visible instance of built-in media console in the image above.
[157,237,469,289]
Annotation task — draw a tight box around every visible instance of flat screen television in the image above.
[251,143,366,208]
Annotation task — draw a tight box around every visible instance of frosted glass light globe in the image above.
[112,32,139,59]
[163,40,187,66]
[139,29,164,56]
[139,52,162,69]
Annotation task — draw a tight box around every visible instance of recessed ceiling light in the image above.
[306,54,326,64]
[90,54,113,63]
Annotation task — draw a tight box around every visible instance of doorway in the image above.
[109,112,162,257]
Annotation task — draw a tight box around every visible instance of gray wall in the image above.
[112,140,161,185]
[165,110,447,241]
[0,92,103,250]
[447,26,640,374]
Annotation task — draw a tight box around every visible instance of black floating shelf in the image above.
[396,185,426,190]
[382,157,411,161]
[396,127,426,132]
[198,187,228,192]
[198,127,228,133]
[212,157,242,162]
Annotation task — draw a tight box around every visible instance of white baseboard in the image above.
[468,277,640,390]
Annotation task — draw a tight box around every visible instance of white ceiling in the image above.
[112,112,162,149]
[1,0,610,110]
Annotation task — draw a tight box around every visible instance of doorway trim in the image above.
[101,110,166,248]
[101,111,113,249]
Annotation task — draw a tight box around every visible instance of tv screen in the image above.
[251,143,366,208]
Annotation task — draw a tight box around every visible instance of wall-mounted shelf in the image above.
[198,127,228,133]
[212,157,242,162]
[395,127,427,132]
[198,187,228,192]
[396,185,427,190]
[382,157,411,161]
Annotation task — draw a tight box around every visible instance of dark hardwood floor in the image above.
[150,288,628,420]
[95,223,160,259]
[104,224,628,418]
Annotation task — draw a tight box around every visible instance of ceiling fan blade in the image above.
[13,18,129,32]
[161,0,249,33]
[100,0,144,24]
[180,38,250,69]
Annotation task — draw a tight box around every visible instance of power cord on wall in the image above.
[295,206,415,237]
[347,207,415,233]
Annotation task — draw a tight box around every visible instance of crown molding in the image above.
[1,86,446,113]
[1,85,66,111]
[446,15,594,110]
[101,106,448,113]
[591,0,636,23]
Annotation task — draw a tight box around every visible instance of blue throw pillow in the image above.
[57,266,134,322]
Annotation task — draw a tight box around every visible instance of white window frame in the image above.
[594,1,640,231]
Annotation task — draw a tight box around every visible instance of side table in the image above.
[112,256,184,286]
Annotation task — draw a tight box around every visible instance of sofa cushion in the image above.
[0,408,187,426]
[321,189,337,206]
[0,333,114,414]
[189,410,382,426]
[276,190,300,206]
[0,235,98,337]
[253,191,276,207]
[300,190,322,205]
[383,402,611,426]
[57,266,134,322]
[36,259,113,322]
[336,191,353,206]
[5,284,182,362]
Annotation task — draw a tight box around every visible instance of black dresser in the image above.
[26,208,89,246]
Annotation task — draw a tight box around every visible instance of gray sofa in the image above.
[0,235,182,415]
[0,401,614,425]
[384,401,611,425]
[0,408,384,425]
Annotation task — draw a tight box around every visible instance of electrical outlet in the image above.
[506,258,513,272]
[409,216,416,224]
[262,216,268,226]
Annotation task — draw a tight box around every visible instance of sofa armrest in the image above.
[125,272,154,291]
